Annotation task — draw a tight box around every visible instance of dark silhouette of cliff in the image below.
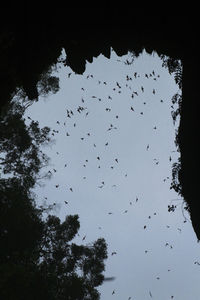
[0,6,199,242]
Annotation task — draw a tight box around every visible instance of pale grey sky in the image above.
[25,49,200,300]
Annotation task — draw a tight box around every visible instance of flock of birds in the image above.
[33,61,198,300]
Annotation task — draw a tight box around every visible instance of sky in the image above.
[24,49,200,300]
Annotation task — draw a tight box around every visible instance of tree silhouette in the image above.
[0,101,51,189]
[0,101,108,299]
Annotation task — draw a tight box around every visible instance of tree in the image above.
[0,100,108,299]
[0,185,108,300]
[0,101,51,189]
[38,215,108,300]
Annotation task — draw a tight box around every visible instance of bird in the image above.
[112,290,115,295]
[69,187,73,192]
[55,184,59,188]
[108,212,113,215]
[115,158,118,163]
[111,251,117,255]
[56,121,60,124]
[67,72,72,78]
[149,291,152,298]
[105,142,109,146]
[123,210,128,214]
[144,225,147,229]
[97,156,100,160]
[130,106,134,111]
[146,144,149,150]
[153,89,155,94]
[141,86,144,92]
[64,201,68,205]
[136,197,138,202]
[82,235,86,240]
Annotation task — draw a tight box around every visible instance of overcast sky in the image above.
[25,49,200,300]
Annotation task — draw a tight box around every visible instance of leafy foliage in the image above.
[0,101,51,188]
[0,100,108,299]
